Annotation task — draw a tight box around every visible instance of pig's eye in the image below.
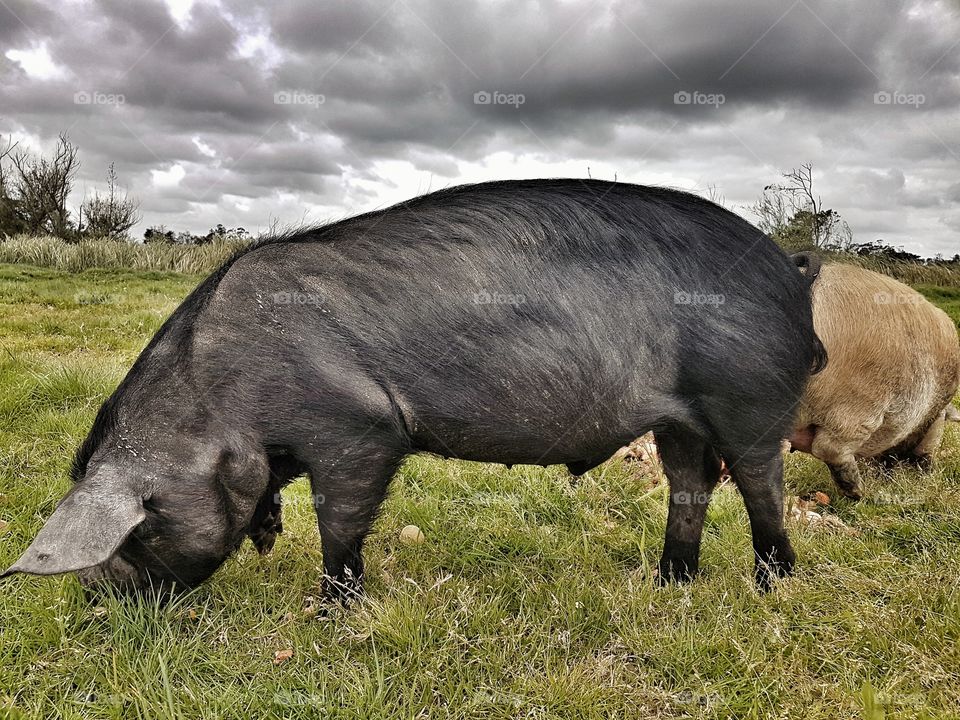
[132,497,163,537]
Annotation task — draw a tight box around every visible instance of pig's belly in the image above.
[403,389,667,466]
[855,420,921,458]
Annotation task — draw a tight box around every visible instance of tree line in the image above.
[0,134,246,245]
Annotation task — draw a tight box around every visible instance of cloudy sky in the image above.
[1,0,958,256]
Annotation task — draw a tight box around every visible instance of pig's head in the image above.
[2,427,270,596]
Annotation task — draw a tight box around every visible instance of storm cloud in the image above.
[1,0,958,255]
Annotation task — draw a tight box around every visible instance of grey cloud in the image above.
[264,0,399,55]
[0,0,59,46]
[0,0,957,255]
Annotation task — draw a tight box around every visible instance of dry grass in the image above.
[824,252,960,287]
[0,235,246,274]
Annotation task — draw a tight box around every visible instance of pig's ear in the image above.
[1,488,145,577]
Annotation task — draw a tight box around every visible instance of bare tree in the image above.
[0,136,24,237]
[11,133,79,239]
[750,163,852,251]
[780,164,825,247]
[82,163,141,239]
[0,135,17,191]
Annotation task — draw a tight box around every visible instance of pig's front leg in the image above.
[307,441,405,606]
[247,453,306,554]
[248,490,283,555]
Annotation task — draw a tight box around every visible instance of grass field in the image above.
[1,263,959,719]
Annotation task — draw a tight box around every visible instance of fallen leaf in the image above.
[814,491,831,505]
[273,649,294,665]
[0,519,8,534]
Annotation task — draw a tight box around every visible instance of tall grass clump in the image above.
[0,235,247,274]
[822,251,960,287]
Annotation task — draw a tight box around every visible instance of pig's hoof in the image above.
[321,575,364,607]
[829,465,864,501]
[252,531,278,555]
[754,551,794,592]
[249,512,283,554]
[314,603,344,620]
[836,483,863,501]
[655,556,698,586]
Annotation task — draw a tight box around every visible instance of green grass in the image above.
[1,263,959,719]
[915,285,960,328]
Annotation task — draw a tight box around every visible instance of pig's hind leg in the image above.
[248,491,282,555]
[653,427,723,584]
[726,449,796,590]
[908,412,946,470]
[879,413,945,472]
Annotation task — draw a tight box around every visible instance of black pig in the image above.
[3,179,823,600]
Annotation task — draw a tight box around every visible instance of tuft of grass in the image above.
[0,262,959,719]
